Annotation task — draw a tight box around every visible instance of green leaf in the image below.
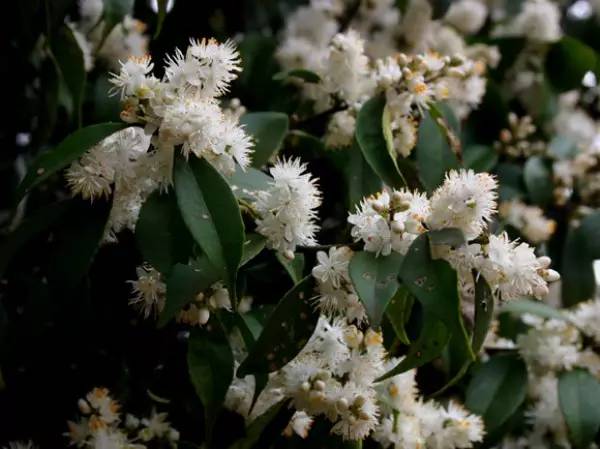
[154,0,168,38]
[500,298,566,321]
[240,112,289,168]
[356,95,407,188]
[524,156,553,207]
[548,135,578,160]
[51,25,86,127]
[272,69,321,83]
[48,198,112,290]
[101,0,135,43]
[385,286,414,345]
[428,228,465,248]
[416,108,460,192]
[378,312,450,381]
[463,145,498,173]
[546,37,597,92]
[0,201,70,278]
[237,276,318,377]
[15,122,129,201]
[496,162,525,201]
[559,368,600,448]
[240,233,267,267]
[136,190,192,274]
[399,233,474,377]
[472,273,495,354]
[349,251,404,327]
[561,211,600,306]
[174,157,245,300]
[276,253,305,284]
[229,165,272,202]
[187,321,234,441]
[158,259,220,328]
[465,353,528,432]
[345,139,382,207]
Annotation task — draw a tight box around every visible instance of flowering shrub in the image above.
[2,0,600,448]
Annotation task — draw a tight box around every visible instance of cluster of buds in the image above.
[494,113,546,158]
[177,282,231,326]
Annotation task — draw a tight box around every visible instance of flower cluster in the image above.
[253,158,322,257]
[499,199,556,244]
[70,0,149,71]
[493,113,546,159]
[66,39,252,238]
[311,246,367,323]
[66,387,179,448]
[225,318,484,446]
[128,264,233,326]
[349,169,560,301]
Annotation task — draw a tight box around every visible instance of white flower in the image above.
[493,0,562,42]
[286,411,314,438]
[325,110,356,148]
[128,265,166,318]
[427,169,497,240]
[569,298,600,344]
[140,409,171,439]
[445,0,488,34]
[499,200,556,244]
[312,246,352,288]
[435,401,485,449]
[110,56,157,99]
[254,158,322,255]
[100,17,150,71]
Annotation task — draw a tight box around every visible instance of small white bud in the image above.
[77,399,91,415]
[544,269,560,282]
[314,380,326,391]
[168,429,180,442]
[371,200,386,213]
[354,395,366,407]
[198,308,210,325]
[391,220,405,234]
[301,381,311,392]
[283,250,295,261]
[533,283,549,298]
[336,398,349,411]
[537,256,552,269]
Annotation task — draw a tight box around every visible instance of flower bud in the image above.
[371,200,386,213]
[336,398,349,411]
[78,399,91,415]
[283,250,295,261]
[391,220,405,234]
[301,381,311,392]
[544,269,560,282]
[198,307,210,325]
[313,380,326,391]
[537,256,551,269]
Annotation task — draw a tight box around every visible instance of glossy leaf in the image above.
[416,108,460,192]
[229,165,272,202]
[174,157,245,299]
[276,253,305,284]
[240,233,267,267]
[465,354,528,432]
[237,276,318,377]
[187,321,234,441]
[472,273,495,354]
[385,286,414,345]
[345,139,382,207]
[378,311,450,381]
[428,228,465,248]
[546,37,597,92]
[227,400,293,449]
[15,122,129,201]
[240,112,289,168]
[349,251,404,327]
[356,95,406,188]
[158,259,220,328]
[558,368,600,448]
[524,156,553,207]
[500,298,566,321]
[154,0,168,37]
[136,190,192,274]
[464,144,498,173]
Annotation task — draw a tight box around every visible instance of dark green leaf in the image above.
[136,190,192,274]
[496,162,525,201]
[154,0,168,38]
[465,353,528,432]
[15,122,129,201]
[524,156,553,207]
[500,298,566,321]
[237,276,318,377]
[187,321,234,441]
[345,139,382,207]
[429,0,453,19]
[240,112,289,168]
[399,234,474,379]
[51,26,86,127]
[174,157,245,300]
[229,165,272,202]
[472,273,495,354]
[48,198,112,290]
[356,95,407,188]
[158,259,220,328]
[385,286,414,345]
[240,233,267,267]
[227,400,293,449]
[546,37,597,92]
[428,228,465,248]
[276,253,305,284]
[272,69,321,83]
[561,211,600,306]
[416,108,460,192]
[464,145,498,172]
[349,251,404,327]
[378,312,450,381]
[558,368,600,448]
